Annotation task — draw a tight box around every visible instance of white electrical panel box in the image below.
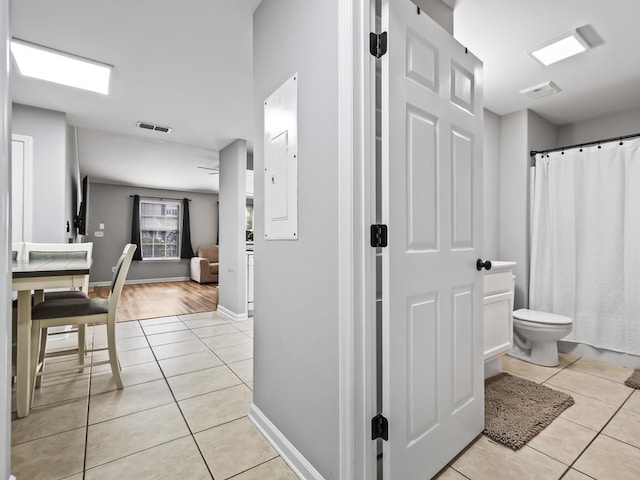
[264,73,298,240]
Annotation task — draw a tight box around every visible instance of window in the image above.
[139,199,181,260]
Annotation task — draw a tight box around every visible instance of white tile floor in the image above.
[11,312,640,479]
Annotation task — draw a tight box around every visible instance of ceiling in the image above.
[9,0,640,192]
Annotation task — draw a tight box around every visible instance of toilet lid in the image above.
[513,309,572,325]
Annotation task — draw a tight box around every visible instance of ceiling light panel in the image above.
[11,39,112,94]
[528,30,590,66]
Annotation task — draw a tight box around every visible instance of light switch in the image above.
[99,223,105,229]
[94,231,104,237]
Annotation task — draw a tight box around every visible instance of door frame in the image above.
[338,0,377,478]
[11,133,34,243]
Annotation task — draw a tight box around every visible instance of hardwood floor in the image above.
[91,281,218,322]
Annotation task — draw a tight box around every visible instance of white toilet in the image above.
[506,309,573,367]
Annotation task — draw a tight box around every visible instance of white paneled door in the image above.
[381,2,484,478]
[11,134,33,243]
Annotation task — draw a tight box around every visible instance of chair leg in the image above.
[106,321,123,389]
[30,321,42,402]
[78,324,86,372]
[35,327,48,388]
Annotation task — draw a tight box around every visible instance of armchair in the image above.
[190,245,219,284]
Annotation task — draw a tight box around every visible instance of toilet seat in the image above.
[513,308,572,326]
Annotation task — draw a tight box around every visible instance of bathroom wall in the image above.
[483,109,501,260]
[557,105,640,146]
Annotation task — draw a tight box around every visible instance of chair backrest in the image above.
[11,242,24,262]
[197,245,218,263]
[108,244,136,318]
[24,242,93,292]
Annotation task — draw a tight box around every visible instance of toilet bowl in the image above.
[506,309,573,367]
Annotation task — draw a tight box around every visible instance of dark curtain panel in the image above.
[180,198,195,259]
[131,195,143,260]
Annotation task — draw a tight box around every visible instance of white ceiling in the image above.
[9,0,640,192]
[454,0,640,124]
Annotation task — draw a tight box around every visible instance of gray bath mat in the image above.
[625,369,640,389]
[484,372,574,450]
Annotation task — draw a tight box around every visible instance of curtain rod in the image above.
[530,131,640,157]
[129,195,191,202]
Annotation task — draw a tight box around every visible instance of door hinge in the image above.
[369,32,388,58]
[371,413,389,441]
[370,224,388,248]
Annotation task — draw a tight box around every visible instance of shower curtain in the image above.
[529,137,640,355]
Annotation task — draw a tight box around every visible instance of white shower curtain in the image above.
[529,137,640,355]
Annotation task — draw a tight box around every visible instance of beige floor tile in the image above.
[117,346,157,367]
[62,474,84,480]
[229,358,254,383]
[89,379,174,424]
[179,311,224,322]
[451,436,566,480]
[245,331,254,339]
[502,355,560,383]
[213,342,253,364]
[159,349,224,377]
[192,324,239,338]
[11,397,87,445]
[557,352,581,368]
[40,357,86,376]
[202,332,252,349]
[574,435,640,480]
[603,408,640,448]
[184,317,232,329]
[546,369,634,406]
[115,335,150,351]
[90,361,164,395]
[547,385,619,431]
[84,436,211,480]
[568,357,634,384]
[561,469,593,480]
[233,319,254,332]
[167,365,242,401]
[116,320,141,329]
[624,390,640,414]
[116,325,145,339]
[434,467,468,479]
[142,322,189,335]
[86,403,189,469]
[179,384,253,433]
[195,417,277,479]
[151,339,209,360]
[232,457,298,480]
[247,381,254,391]
[527,417,597,465]
[11,427,86,480]
[32,374,90,408]
[146,329,198,346]
[139,315,182,326]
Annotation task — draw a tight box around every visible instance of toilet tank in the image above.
[483,261,516,360]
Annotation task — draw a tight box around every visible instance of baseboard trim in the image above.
[217,305,248,321]
[249,404,324,480]
[90,277,190,287]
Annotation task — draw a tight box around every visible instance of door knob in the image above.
[476,259,492,271]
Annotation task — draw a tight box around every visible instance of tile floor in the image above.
[11,311,298,480]
[10,313,640,480]
[438,353,640,480]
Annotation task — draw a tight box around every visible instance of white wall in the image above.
[218,139,247,318]
[558,105,640,146]
[12,104,69,243]
[88,182,218,283]
[483,109,500,260]
[1,0,12,475]
[253,0,340,477]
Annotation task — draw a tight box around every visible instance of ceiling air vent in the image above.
[136,121,172,133]
[520,81,562,100]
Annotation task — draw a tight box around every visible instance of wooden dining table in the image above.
[12,257,91,417]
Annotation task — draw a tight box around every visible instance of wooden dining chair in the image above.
[22,242,94,381]
[29,244,136,391]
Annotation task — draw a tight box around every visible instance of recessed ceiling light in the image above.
[528,29,590,66]
[10,38,112,95]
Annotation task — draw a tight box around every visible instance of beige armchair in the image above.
[190,245,219,284]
